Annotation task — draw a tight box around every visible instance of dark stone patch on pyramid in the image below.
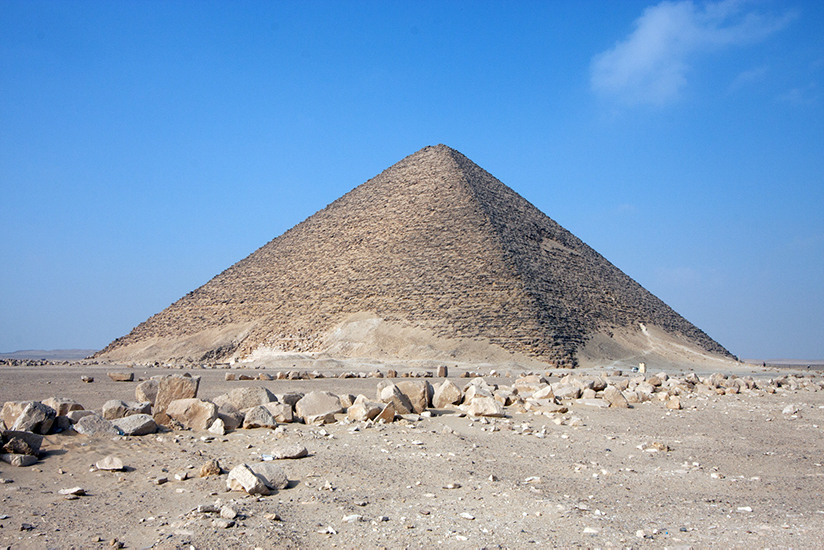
[97,145,733,366]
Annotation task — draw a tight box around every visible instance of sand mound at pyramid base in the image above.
[243,312,549,370]
[97,322,256,364]
[577,323,741,371]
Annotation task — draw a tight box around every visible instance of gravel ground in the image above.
[0,363,822,549]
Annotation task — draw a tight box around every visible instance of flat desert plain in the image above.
[0,361,822,549]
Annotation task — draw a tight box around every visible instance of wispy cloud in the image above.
[590,0,794,106]
[728,65,768,92]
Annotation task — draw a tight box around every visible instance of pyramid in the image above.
[97,145,734,367]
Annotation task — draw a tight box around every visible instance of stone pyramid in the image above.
[97,145,733,367]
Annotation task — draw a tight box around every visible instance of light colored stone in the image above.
[153,374,200,419]
[41,398,83,417]
[1,402,27,430]
[226,387,277,410]
[376,402,396,423]
[135,380,159,405]
[666,397,682,410]
[532,386,555,400]
[432,380,463,408]
[466,396,505,417]
[11,402,56,434]
[270,443,308,460]
[66,410,95,423]
[111,414,158,436]
[263,402,293,423]
[216,402,244,431]
[602,386,629,408]
[0,453,36,467]
[243,406,278,429]
[220,505,237,519]
[58,487,85,496]
[553,385,581,400]
[376,383,413,414]
[395,381,431,413]
[96,455,124,471]
[295,391,344,424]
[208,418,226,435]
[107,372,134,382]
[227,463,269,495]
[347,402,382,422]
[102,400,151,420]
[166,398,218,431]
[73,414,122,436]
[249,462,289,490]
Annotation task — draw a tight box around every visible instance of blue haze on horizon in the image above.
[1,1,822,360]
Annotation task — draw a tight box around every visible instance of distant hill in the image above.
[0,349,96,361]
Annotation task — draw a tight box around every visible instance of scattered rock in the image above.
[432,380,463,408]
[199,459,223,478]
[165,398,218,431]
[1,453,37,467]
[95,455,124,471]
[242,406,278,429]
[135,379,159,404]
[295,391,344,424]
[226,463,269,495]
[11,402,56,434]
[1,430,42,456]
[153,374,201,420]
[107,372,134,382]
[73,414,123,436]
[249,462,289,490]
[110,414,158,436]
[270,443,308,460]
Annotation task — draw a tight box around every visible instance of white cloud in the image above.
[728,65,768,92]
[590,0,793,106]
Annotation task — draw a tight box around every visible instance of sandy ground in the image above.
[0,362,822,549]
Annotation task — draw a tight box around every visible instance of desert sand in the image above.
[0,359,822,549]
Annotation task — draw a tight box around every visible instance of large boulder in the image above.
[1,431,43,456]
[1,402,28,430]
[262,402,293,423]
[41,398,84,417]
[376,383,412,415]
[226,387,277,410]
[249,462,289,490]
[294,391,343,424]
[395,381,431,414]
[602,386,629,408]
[465,396,505,417]
[347,402,382,422]
[432,380,463,408]
[153,375,200,420]
[135,379,160,405]
[216,402,244,431]
[101,400,151,420]
[165,398,217,431]
[111,414,158,436]
[227,464,269,495]
[74,414,123,436]
[11,402,56,434]
[242,406,278,429]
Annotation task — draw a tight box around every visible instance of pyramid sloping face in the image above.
[98,145,733,365]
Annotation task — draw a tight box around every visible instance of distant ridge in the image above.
[1,349,95,361]
[97,145,734,367]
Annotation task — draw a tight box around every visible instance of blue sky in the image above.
[1,0,822,360]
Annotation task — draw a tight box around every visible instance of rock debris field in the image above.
[0,361,822,549]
